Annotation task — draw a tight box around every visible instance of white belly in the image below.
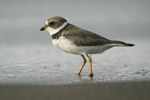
[52,36,113,56]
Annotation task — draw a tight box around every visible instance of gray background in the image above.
[1,0,150,45]
[0,0,150,84]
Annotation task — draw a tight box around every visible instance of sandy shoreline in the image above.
[1,81,150,100]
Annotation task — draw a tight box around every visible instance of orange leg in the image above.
[77,55,87,75]
[87,55,93,77]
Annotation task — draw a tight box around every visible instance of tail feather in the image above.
[126,43,134,46]
[111,40,134,47]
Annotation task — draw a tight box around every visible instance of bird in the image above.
[40,16,134,77]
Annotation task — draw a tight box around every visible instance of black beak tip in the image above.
[40,27,45,31]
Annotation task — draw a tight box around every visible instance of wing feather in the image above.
[63,24,111,46]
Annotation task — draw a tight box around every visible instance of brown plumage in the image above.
[51,23,134,47]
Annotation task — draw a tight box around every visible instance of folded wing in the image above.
[63,24,112,46]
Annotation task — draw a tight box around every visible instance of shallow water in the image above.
[0,39,150,85]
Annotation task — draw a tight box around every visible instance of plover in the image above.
[40,16,134,77]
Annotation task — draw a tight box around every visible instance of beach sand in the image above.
[1,81,150,100]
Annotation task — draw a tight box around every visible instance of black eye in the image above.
[49,21,55,26]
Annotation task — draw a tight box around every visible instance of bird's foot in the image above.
[77,73,80,75]
[89,73,93,77]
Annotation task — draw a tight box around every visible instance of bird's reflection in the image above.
[78,75,93,82]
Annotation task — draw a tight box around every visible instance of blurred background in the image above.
[1,0,150,45]
[0,0,150,84]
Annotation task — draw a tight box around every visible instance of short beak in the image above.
[40,26,47,31]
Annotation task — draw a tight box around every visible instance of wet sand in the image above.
[1,43,150,100]
[1,81,150,100]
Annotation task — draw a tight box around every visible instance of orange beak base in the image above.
[40,26,47,31]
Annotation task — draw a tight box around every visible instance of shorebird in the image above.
[40,16,134,77]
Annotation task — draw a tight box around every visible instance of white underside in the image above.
[52,36,120,56]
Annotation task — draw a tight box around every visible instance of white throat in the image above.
[46,22,68,36]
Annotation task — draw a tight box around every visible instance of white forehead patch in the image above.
[46,20,49,25]
[46,21,68,36]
